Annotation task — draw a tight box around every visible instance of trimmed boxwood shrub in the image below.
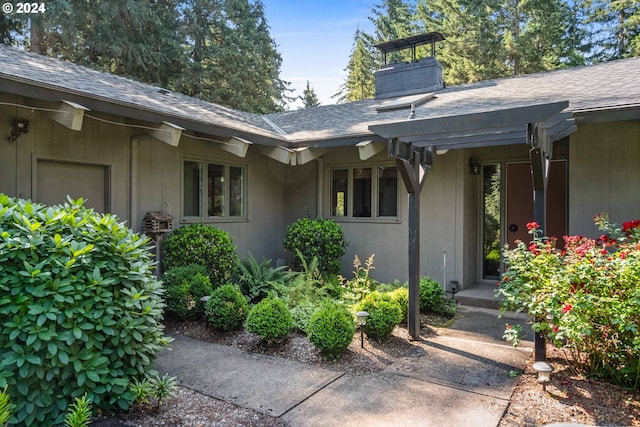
[283,217,348,275]
[162,224,239,287]
[161,266,213,320]
[245,297,292,341]
[307,302,356,360]
[356,291,403,341]
[389,287,409,324]
[0,195,169,426]
[205,285,249,331]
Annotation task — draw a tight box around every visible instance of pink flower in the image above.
[562,304,573,314]
[527,222,539,231]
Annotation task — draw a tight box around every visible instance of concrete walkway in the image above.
[155,306,534,427]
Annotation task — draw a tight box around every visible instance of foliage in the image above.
[205,285,249,331]
[237,254,294,304]
[162,224,239,288]
[356,291,402,341]
[129,374,177,412]
[64,394,92,427]
[419,276,456,315]
[245,297,292,342]
[284,217,348,276]
[307,302,356,360]
[274,252,329,333]
[300,80,321,108]
[333,27,376,103]
[162,267,213,320]
[388,287,409,324]
[340,254,377,307]
[0,195,170,426]
[0,386,13,426]
[497,215,640,388]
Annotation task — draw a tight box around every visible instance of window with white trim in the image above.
[330,165,398,220]
[183,159,246,219]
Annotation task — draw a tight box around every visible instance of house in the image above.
[2,35,639,299]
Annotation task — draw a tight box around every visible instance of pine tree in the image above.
[370,0,418,63]
[587,0,640,60]
[300,81,321,109]
[334,28,376,103]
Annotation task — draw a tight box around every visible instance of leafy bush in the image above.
[498,216,640,388]
[356,291,403,341]
[162,224,239,287]
[419,276,455,315]
[245,297,292,341]
[307,302,356,360]
[161,266,213,320]
[274,252,329,333]
[388,287,409,324]
[0,195,169,426]
[284,217,348,276]
[205,285,249,331]
[237,254,294,303]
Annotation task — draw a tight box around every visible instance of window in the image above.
[183,160,246,219]
[330,165,398,220]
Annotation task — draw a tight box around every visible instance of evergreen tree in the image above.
[300,81,321,109]
[174,0,290,113]
[417,0,507,84]
[370,0,418,62]
[588,0,640,60]
[334,27,376,103]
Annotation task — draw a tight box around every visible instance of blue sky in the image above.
[263,0,376,109]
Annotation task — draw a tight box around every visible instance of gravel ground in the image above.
[92,316,640,426]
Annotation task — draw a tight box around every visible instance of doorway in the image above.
[480,160,567,281]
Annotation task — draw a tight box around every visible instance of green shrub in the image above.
[419,276,455,315]
[284,217,348,276]
[0,195,169,426]
[245,297,292,341]
[161,266,213,320]
[498,216,640,388]
[162,224,239,287]
[205,285,249,331]
[237,254,294,303]
[357,291,403,341]
[307,302,356,360]
[389,287,409,324]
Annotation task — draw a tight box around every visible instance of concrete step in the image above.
[454,284,502,310]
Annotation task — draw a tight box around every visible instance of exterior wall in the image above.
[568,119,640,237]
[0,94,132,221]
[0,93,288,266]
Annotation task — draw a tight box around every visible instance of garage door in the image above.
[36,160,110,213]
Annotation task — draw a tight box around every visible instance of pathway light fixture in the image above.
[356,311,369,349]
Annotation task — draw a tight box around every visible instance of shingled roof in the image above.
[1,43,639,150]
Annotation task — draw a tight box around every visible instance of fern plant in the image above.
[237,254,293,303]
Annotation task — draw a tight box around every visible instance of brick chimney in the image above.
[374,33,445,100]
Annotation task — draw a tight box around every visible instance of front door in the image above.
[480,160,567,281]
[505,161,567,247]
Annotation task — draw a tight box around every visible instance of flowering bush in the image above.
[497,215,640,388]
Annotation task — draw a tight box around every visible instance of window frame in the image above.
[327,162,400,223]
[181,157,248,223]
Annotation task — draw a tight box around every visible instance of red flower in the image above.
[562,304,573,314]
[526,222,539,230]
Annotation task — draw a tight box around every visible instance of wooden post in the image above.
[529,127,550,363]
[393,139,432,340]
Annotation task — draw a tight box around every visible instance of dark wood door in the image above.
[505,161,567,247]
